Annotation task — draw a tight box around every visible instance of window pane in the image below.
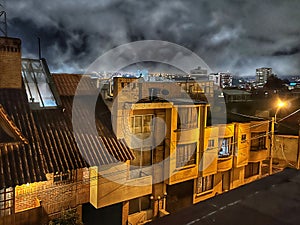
[177,107,198,129]
[0,188,13,216]
[197,175,214,193]
[218,138,232,157]
[250,132,266,151]
[176,143,197,168]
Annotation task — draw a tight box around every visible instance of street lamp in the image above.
[270,100,286,174]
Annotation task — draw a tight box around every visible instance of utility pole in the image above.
[0,1,7,36]
[297,121,300,169]
[269,116,275,175]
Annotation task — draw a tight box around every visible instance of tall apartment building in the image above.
[256,67,272,84]
[209,72,233,88]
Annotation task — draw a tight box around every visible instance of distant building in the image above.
[190,66,208,80]
[209,72,233,88]
[256,67,272,84]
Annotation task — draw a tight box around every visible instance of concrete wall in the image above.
[273,135,299,168]
[90,165,152,209]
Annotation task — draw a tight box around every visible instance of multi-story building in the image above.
[209,72,233,88]
[0,35,298,225]
[190,66,208,80]
[256,67,272,84]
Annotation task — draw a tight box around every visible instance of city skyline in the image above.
[4,0,300,75]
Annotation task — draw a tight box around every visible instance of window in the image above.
[218,137,232,158]
[21,59,60,108]
[207,139,215,149]
[196,175,214,194]
[54,171,72,184]
[176,143,197,168]
[241,134,247,142]
[130,148,152,178]
[0,187,14,216]
[244,162,260,178]
[130,114,154,134]
[177,107,198,129]
[129,196,151,214]
[250,132,266,151]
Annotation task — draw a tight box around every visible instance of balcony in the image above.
[217,155,233,172]
[249,149,268,162]
[175,128,199,144]
[90,168,152,208]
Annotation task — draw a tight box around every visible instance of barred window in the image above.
[250,132,266,151]
[176,143,197,168]
[196,175,214,194]
[0,187,14,216]
[54,171,72,184]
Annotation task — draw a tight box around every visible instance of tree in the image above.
[264,75,287,90]
[48,209,83,225]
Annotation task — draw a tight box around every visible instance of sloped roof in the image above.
[0,89,47,189]
[52,73,98,96]
[52,73,135,165]
[0,104,28,144]
[0,73,134,189]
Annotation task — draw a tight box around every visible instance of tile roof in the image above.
[0,73,134,189]
[53,73,135,165]
[0,104,28,144]
[0,89,46,189]
[52,73,97,96]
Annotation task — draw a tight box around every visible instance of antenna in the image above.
[38,37,42,59]
[0,1,7,37]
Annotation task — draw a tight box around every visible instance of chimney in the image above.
[0,37,22,89]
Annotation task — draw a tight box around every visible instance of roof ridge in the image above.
[0,104,28,144]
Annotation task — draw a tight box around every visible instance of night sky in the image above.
[4,0,300,75]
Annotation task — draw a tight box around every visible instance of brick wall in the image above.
[0,37,22,89]
[15,168,90,220]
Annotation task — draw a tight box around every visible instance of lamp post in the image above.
[270,100,286,175]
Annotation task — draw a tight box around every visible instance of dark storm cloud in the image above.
[5,0,300,75]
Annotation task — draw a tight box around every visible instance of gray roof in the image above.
[223,89,251,95]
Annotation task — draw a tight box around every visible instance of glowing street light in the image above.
[270,99,286,174]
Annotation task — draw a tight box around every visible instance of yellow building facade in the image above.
[88,77,274,224]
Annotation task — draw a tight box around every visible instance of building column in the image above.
[122,201,129,225]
